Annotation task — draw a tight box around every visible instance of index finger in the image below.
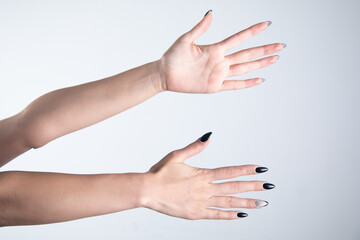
[218,21,271,52]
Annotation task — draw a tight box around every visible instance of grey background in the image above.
[1,0,359,239]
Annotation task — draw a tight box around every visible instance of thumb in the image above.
[176,132,212,161]
[184,10,213,43]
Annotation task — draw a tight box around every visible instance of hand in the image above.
[141,132,275,220]
[158,10,285,93]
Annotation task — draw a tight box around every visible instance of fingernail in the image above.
[237,212,248,218]
[255,167,268,173]
[255,200,268,207]
[261,78,266,83]
[204,9,212,17]
[263,183,275,190]
[281,43,287,49]
[275,55,280,60]
[266,21,272,26]
[200,132,212,142]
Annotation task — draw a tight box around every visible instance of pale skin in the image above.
[0,11,282,226]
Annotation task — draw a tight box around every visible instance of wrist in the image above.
[150,59,167,92]
[137,172,155,209]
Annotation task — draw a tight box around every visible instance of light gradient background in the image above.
[1,0,359,239]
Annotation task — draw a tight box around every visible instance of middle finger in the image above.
[212,181,275,195]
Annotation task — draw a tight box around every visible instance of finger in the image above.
[212,181,273,194]
[227,55,279,77]
[226,43,285,65]
[217,21,271,52]
[220,78,264,91]
[207,196,268,209]
[205,165,268,181]
[174,132,212,162]
[202,209,247,220]
[183,10,213,43]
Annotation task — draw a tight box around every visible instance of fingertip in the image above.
[255,78,265,85]
[270,55,279,63]
[237,212,248,218]
[200,132,212,142]
[204,9,212,18]
[263,183,275,190]
[255,166,268,173]
[255,200,269,208]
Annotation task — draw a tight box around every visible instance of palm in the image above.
[158,13,283,93]
[161,41,228,93]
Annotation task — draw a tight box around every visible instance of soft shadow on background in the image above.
[0,0,359,239]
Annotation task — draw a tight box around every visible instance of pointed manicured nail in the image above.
[261,78,266,83]
[266,21,272,26]
[263,183,275,190]
[204,9,212,17]
[281,43,287,49]
[255,200,268,207]
[255,167,268,173]
[200,132,212,142]
[237,212,248,218]
[275,55,280,60]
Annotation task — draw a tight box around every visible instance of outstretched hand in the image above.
[158,10,285,93]
[141,132,274,220]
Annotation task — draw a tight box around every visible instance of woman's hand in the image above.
[141,132,274,220]
[158,10,285,93]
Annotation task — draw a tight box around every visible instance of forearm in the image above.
[19,60,164,148]
[0,171,148,226]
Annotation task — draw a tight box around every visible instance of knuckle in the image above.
[244,167,254,176]
[245,199,253,208]
[169,150,179,158]
[192,141,201,150]
[224,196,234,208]
[201,168,214,181]
[245,50,255,59]
[223,167,235,178]
[231,182,241,192]
[186,208,200,220]
[256,182,265,191]
[228,211,235,220]
[228,65,236,75]
[215,210,222,219]
[180,33,192,42]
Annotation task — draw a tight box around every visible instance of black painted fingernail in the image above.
[204,9,212,17]
[266,21,272,26]
[200,132,212,142]
[263,183,275,190]
[237,212,248,218]
[255,167,268,173]
[281,43,287,49]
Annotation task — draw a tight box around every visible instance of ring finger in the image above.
[206,196,268,209]
[227,55,279,77]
